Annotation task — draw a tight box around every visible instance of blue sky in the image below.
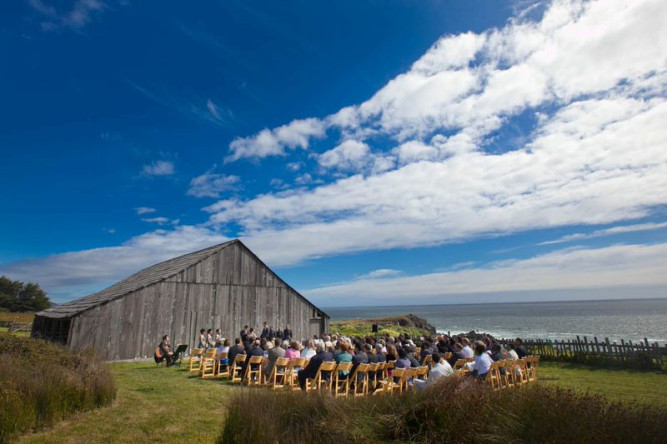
[1,0,666,306]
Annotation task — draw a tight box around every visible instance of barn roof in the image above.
[36,240,329,320]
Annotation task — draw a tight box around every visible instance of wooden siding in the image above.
[65,242,327,360]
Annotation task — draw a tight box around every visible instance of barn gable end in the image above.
[32,240,329,360]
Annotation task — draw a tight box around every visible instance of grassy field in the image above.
[14,360,667,442]
[539,361,667,407]
[330,317,432,338]
[18,362,234,443]
[0,312,34,324]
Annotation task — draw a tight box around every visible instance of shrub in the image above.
[0,334,116,442]
[219,376,667,443]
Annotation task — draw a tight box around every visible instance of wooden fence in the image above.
[501,335,664,370]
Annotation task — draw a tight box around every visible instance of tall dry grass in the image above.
[0,334,116,443]
[219,376,667,443]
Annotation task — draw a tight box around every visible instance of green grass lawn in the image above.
[539,361,667,407]
[16,360,667,443]
[18,362,236,443]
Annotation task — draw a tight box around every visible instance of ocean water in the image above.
[324,298,667,345]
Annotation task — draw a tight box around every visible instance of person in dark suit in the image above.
[283,325,292,341]
[420,340,433,364]
[298,344,334,390]
[515,338,528,358]
[242,339,265,378]
[240,325,249,343]
[350,343,368,378]
[406,347,421,368]
[227,338,245,368]
[260,322,270,339]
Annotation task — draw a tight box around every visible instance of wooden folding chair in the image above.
[484,361,502,390]
[188,348,204,373]
[497,360,511,388]
[333,362,352,397]
[350,363,370,397]
[268,357,290,390]
[526,355,539,382]
[415,365,429,382]
[422,354,433,367]
[244,355,264,386]
[287,357,307,390]
[217,352,229,378]
[382,360,395,380]
[310,361,336,392]
[230,354,247,384]
[375,367,405,395]
[404,367,419,392]
[365,363,379,391]
[200,348,219,378]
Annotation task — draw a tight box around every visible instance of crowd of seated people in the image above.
[189,322,531,390]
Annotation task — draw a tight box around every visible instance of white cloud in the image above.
[187,172,240,198]
[226,118,326,162]
[540,222,667,245]
[0,226,229,302]
[142,160,175,176]
[206,98,223,121]
[358,269,402,279]
[305,243,667,306]
[142,217,170,224]
[318,140,370,170]
[134,207,156,215]
[29,0,107,32]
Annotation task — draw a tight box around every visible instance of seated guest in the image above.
[350,343,368,377]
[298,343,334,390]
[242,339,265,378]
[420,340,433,364]
[157,335,175,366]
[227,338,245,367]
[414,352,453,390]
[386,344,398,362]
[490,343,504,362]
[218,339,231,369]
[301,340,316,359]
[265,339,287,376]
[395,347,412,369]
[375,344,387,362]
[407,347,420,368]
[506,343,520,360]
[335,342,353,378]
[468,343,493,380]
[285,341,301,359]
[366,344,378,364]
[515,338,528,358]
[461,338,474,358]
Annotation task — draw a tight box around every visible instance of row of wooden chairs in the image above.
[479,356,540,390]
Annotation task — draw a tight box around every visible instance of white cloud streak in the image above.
[540,222,667,245]
[305,243,667,306]
[187,172,240,198]
[141,160,175,176]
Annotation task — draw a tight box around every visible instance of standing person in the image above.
[515,338,528,358]
[260,322,270,339]
[198,329,207,349]
[240,325,249,343]
[214,328,223,347]
[206,329,215,348]
[283,325,293,341]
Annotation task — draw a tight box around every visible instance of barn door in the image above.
[309,319,322,339]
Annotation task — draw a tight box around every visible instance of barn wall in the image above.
[66,241,328,360]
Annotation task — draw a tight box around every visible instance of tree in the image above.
[0,276,51,312]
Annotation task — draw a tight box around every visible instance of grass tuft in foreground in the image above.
[0,334,116,443]
[219,376,667,443]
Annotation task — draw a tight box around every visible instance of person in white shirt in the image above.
[468,343,493,379]
[460,338,474,358]
[300,339,316,359]
[506,343,520,360]
[414,353,453,391]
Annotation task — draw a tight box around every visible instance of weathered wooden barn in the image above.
[32,240,329,360]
